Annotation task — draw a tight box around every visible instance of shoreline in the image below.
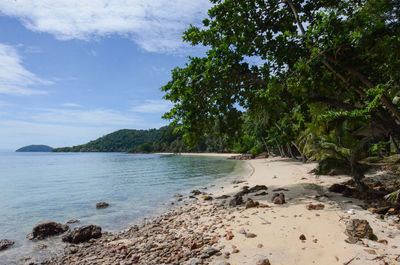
[8,157,400,264]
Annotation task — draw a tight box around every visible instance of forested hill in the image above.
[16,145,53,152]
[52,128,168,152]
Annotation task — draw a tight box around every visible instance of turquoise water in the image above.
[0,152,243,263]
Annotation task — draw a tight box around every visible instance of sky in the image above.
[0,0,212,150]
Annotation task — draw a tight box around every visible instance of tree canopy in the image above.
[162,0,400,190]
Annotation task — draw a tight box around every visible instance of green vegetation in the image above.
[161,0,400,192]
[16,145,53,152]
[53,128,166,152]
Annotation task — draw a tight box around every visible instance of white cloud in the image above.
[0,43,53,95]
[61,102,82,108]
[130,99,173,113]
[0,0,212,53]
[31,108,141,126]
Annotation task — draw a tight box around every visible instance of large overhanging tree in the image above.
[162,0,400,188]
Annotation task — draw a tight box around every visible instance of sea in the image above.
[0,152,246,264]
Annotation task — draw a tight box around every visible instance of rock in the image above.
[232,249,239,253]
[248,185,268,193]
[190,258,203,265]
[255,191,268,196]
[231,180,245,184]
[245,199,259,209]
[216,195,230,199]
[328,183,347,193]
[345,219,377,243]
[229,195,243,207]
[62,225,102,244]
[363,249,377,255]
[256,258,271,265]
[306,203,325,210]
[0,239,15,251]
[257,243,263,248]
[245,232,257,238]
[225,231,234,240]
[299,234,306,240]
[203,196,213,201]
[96,202,109,209]
[204,248,219,256]
[272,193,285,204]
[28,221,69,240]
[191,190,202,195]
[218,262,230,265]
[66,219,80,224]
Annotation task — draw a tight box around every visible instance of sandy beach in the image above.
[33,156,400,264]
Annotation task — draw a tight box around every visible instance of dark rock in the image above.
[203,196,213,201]
[306,203,325,210]
[28,221,69,240]
[255,191,268,196]
[299,234,306,240]
[256,258,271,265]
[191,190,202,195]
[204,248,219,256]
[231,180,245,184]
[229,195,243,207]
[245,232,257,238]
[174,193,183,198]
[345,219,377,243]
[216,195,230,199]
[249,185,268,193]
[245,199,259,209]
[0,239,15,251]
[62,225,102,244]
[66,219,80,224]
[328,183,347,193]
[272,188,289,192]
[272,193,285,204]
[96,202,109,209]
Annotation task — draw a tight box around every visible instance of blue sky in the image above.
[0,0,211,150]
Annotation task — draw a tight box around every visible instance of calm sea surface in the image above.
[0,152,244,263]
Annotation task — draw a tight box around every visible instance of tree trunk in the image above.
[286,143,296,159]
[291,141,307,163]
[390,135,400,154]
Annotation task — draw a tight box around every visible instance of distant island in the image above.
[16,145,53,152]
[52,126,234,154]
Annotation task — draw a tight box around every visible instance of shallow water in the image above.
[0,152,244,263]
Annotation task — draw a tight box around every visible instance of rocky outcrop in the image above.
[27,221,69,240]
[0,239,15,251]
[272,193,285,204]
[62,225,102,244]
[345,219,377,243]
[229,195,243,207]
[95,202,109,209]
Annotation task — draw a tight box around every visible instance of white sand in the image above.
[204,157,400,265]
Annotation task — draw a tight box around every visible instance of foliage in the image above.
[161,0,400,191]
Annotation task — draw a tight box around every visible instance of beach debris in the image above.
[0,239,15,251]
[378,239,388,245]
[27,221,69,240]
[229,195,244,207]
[256,258,271,265]
[62,225,102,244]
[306,203,325,210]
[299,234,306,241]
[346,209,355,215]
[246,199,259,209]
[345,219,377,244]
[272,193,285,204]
[96,202,109,209]
[363,249,377,255]
[66,219,80,224]
[191,190,202,195]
